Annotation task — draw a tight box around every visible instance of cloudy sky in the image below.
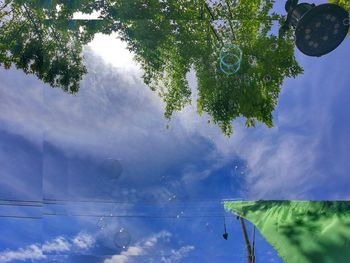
[0,1,350,262]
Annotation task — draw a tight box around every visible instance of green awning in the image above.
[224,201,350,263]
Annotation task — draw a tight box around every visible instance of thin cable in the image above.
[0,212,232,220]
[0,215,41,220]
[43,213,228,219]
[0,197,243,205]
[44,201,224,207]
[44,197,243,205]
[0,198,42,203]
[0,210,240,220]
[0,203,42,207]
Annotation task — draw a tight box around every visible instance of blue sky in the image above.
[0,1,350,262]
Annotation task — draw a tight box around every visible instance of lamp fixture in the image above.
[282,0,349,57]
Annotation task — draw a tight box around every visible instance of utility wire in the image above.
[43,197,243,205]
[0,215,42,220]
[43,212,228,219]
[0,203,42,208]
[0,197,243,206]
[0,212,238,220]
[0,199,42,203]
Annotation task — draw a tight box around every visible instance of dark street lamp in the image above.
[282,0,349,57]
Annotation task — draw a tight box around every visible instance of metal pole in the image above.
[239,217,253,263]
[251,226,256,263]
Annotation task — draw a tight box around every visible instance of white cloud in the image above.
[0,245,44,263]
[42,236,71,253]
[87,33,141,75]
[241,134,319,199]
[143,231,171,248]
[0,39,158,153]
[0,31,349,203]
[173,65,328,199]
[104,231,194,263]
[0,46,174,186]
[103,231,167,263]
[103,246,144,263]
[161,245,195,263]
[0,232,95,263]
[72,232,95,249]
[121,246,144,257]
[178,113,321,199]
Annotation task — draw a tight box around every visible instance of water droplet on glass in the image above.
[206,222,213,232]
[168,194,177,201]
[343,18,350,26]
[264,75,271,83]
[99,158,123,184]
[270,43,278,51]
[97,217,107,230]
[248,56,257,67]
[114,229,131,249]
[176,211,184,219]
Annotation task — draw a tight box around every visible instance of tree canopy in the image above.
[0,0,304,135]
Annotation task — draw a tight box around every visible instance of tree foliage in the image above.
[0,0,304,135]
[0,0,95,93]
[101,0,303,135]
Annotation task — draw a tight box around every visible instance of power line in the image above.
[0,215,41,220]
[0,203,42,207]
[43,197,242,205]
[44,198,220,203]
[0,213,228,220]
[0,198,42,203]
[43,213,226,219]
[0,197,243,206]
[0,210,239,220]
